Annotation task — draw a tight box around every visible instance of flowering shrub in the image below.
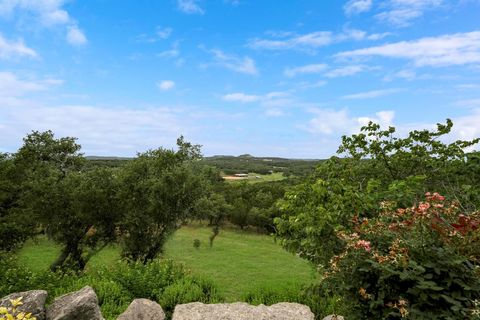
[0,297,36,320]
[323,193,480,319]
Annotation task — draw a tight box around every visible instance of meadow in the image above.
[17,225,317,301]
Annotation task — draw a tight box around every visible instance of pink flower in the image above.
[418,202,430,212]
[355,240,371,252]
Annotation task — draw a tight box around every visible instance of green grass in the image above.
[17,237,121,274]
[163,226,317,300]
[17,226,317,301]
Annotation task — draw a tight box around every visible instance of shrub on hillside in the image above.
[322,193,480,319]
[0,257,222,320]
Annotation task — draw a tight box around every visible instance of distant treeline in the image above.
[200,155,321,176]
[85,154,322,177]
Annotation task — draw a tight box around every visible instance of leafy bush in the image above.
[160,276,222,318]
[323,193,480,319]
[0,257,222,320]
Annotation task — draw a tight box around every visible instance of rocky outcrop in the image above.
[46,286,103,320]
[0,290,48,320]
[117,298,165,320]
[172,302,315,320]
[3,287,342,320]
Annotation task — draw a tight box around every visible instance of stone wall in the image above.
[0,286,344,320]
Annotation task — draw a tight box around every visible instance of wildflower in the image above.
[355,240,371,252]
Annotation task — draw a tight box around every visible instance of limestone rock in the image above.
[117,299,165,320]
[46,286,103,320]
[323,315,345,320]
[172,302,314,320]
[0,290,48,320]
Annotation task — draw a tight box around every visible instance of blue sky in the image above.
[0,0,479,158]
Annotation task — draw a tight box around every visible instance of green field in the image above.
[17,226,317,301]
[224,172,286,184]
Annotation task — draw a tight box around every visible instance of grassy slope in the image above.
[17,226,316,301]
[163,226,317,300]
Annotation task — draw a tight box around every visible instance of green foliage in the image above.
[322,194,480,319]
[0,255,221,320]
[275,119,480,318]
[159,276,222,318]
[118,137,208,262]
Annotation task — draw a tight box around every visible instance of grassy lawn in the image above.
[17,226,317,301]
[163,226,317,300]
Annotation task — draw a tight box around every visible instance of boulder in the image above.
[117,299,165,320]
[0,290,48,320]
[46,286,103,320]
[172,302,314,320]
[323,316,345,320]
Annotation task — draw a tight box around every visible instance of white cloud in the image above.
[223,93,260,103]
[0,33,37,59]
[248,31,333,51]
[297,80,328,90]
[157,80,176,91]
[0,104,190,156]
[222,91,292,117]
[284,64,328,77]
[248,29,391,52]
[325,65,365,78]
[306,108,395,134]
[344,0,373,15]
[137,27,173,43]
[157,27,173,39]
[342,88,403,99]
[0,0,70,25]
[0,72,62,97]
[178,0,205,14]
[67,25,87,46]
[376,0,445,27]
[337,31,480,67]
[0,0,87,46]
[209,49,258,75]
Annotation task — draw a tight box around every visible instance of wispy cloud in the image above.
[137,27,173,43]
[342,88,403,99]
[248,31,333,51]
[0,33,37,59]
[344,0,373,15]
[248,28,391,52]
[178,0,205,14]
[0,0,87,46]
[325,65,365,78]
[223,93,260,103]
[157,80,176,91]
[208,49,258,75]
[67,25,87,46]
[336,31,480,67]
[305,108,395,134]
[284,64,328,77]
[376,0,445,27]
[0,72,62,97]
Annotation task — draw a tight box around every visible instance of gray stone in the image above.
[46,286,103,320]
[172,302,314,320]
[0,290,48,320]
[117,299,165,320]
[322,315,345,320]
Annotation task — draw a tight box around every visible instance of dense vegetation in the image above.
[1,119,480,319]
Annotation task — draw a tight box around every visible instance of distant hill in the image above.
[201,155,322,177]
[85,155,323,176]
